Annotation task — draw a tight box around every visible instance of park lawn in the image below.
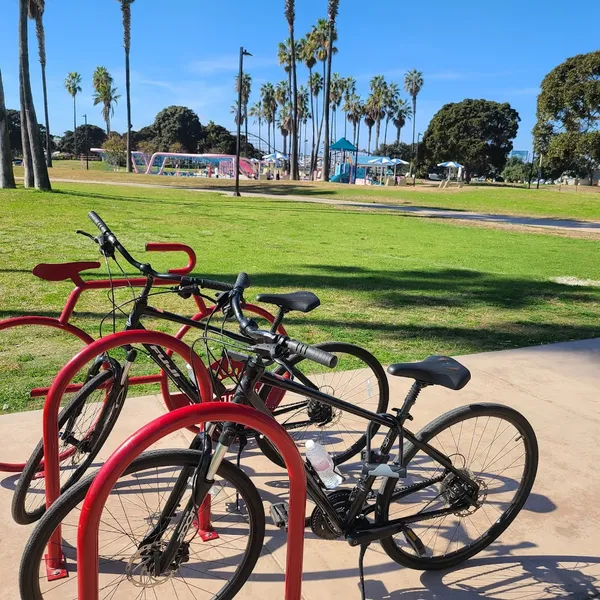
[13,162,600,221]
[0,181,599,412]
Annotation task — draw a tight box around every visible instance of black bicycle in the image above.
[12,212,388,525]
[20,271,539,600]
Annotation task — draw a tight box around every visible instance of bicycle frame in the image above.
[216,356,481,543]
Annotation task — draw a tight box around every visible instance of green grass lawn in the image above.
[1,181,599,412]
[16,162,600,221]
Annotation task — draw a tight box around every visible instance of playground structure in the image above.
[91,149,258,179]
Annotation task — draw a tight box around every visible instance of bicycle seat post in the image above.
[269,306,287,333]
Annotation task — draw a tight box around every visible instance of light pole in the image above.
[82,114,88,170]
[234,47,252,197]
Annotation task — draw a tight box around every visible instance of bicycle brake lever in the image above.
[76,229,97,242]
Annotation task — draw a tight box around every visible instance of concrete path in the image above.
[0,338,599,598]
[44,177,600,233]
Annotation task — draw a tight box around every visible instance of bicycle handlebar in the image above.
[87,211,234,293]
[228,272,338,369]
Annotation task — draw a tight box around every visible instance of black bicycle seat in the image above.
[256,291,320,313]
[387,356,471,390]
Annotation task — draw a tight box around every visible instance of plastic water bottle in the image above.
[305,440,343,489]
[186,363,198,386]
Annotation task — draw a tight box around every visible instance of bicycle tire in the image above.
[377,403,538,570]
[12,367,126,525]
[19,449,265,600]
[256,342,389,467]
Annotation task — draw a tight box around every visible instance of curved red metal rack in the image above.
[77,403,307,600]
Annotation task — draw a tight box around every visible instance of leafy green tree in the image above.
[152,106,203,152]
[404,69,423,172]
[534,51,600,184]
[28,0,52,167]
[375,141,412,162]
[117,0,135,172]
[0,68,16,188]
[369,75,387,151]
[59,125,107,154]
[102,133,126,167]
[501,156,531,183]
[65,72,82,156]
[422,99,520,175]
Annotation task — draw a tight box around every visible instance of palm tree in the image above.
[278,103,292,157]
[364,92,378,155]
[19,0,50,189]
[383,82,399,146]
[370,75,387,151]
[342,76,356,138]
[404,69,424,171]
[329,73,344,143]
[28,0,51,167]
[275,80,289,153]
[0,68,16,188]
[261,82,276,152]
[65,72,82,157]
[311,17,338,175]
[320,3,339,180]
[344,93,363,149]
[393,97,412,143]
[249,101,263,153]
[230,101,243,127]
[297,85,310,166]
[118,0,135,172]
[298,35,317,175]
[93,67,120,135]
[235,73,251,156]
[284,0,299,178]
[308,71,323,173]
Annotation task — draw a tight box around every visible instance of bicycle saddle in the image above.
[32,261,101,282]
[387,356,471,390]
[256,291,321,313]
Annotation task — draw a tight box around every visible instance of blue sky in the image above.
[1,0,598,153]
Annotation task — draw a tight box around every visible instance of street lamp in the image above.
[82,114,88,171]
[234,47,252,197]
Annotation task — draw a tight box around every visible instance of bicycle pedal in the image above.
[363,463,406,479]
[269,502,289,529]
[403,527,426,557]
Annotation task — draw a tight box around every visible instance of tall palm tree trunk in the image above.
[40,65,51,167]
[411,97,417,167]
[0,68,16,188]
[19,81,33,187]
[308,67,315,177]
[322,49,332,180]
[267,120,271,152]
[19,0,50,190]
[289,38,299,179]
[244,107,248,157]
[258,117,262,153]
[73,96,77,157]
[352,121,357,148]
[121,0,133,173]
[375,118,381,152]
[384,118,389,146]
[396,124,401,143]
[368,127,372,155]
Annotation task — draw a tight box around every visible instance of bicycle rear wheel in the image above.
[20,449,265,600]
[256,342,389,466]
[378,403,538,570]
[12,365,126,525]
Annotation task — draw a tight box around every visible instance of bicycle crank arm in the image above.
[347,506,460,546]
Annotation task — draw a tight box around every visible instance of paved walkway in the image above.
[1,338,599,599]
[43,177,600,233]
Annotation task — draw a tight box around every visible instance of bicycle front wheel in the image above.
[20,449,265,600]
[256,342,389,466]
[378,403,538,570]
[12,366,126,525]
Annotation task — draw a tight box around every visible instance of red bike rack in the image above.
[77,403,307,600]
[41,329,213,577]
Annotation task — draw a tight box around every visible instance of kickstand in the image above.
[358,542,370,600]
[235,430,248,511]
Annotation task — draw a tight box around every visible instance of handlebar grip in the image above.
[285,339,338,368]
[199,279,234,292]
[88,211,111,235]
[234,272,250,291]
